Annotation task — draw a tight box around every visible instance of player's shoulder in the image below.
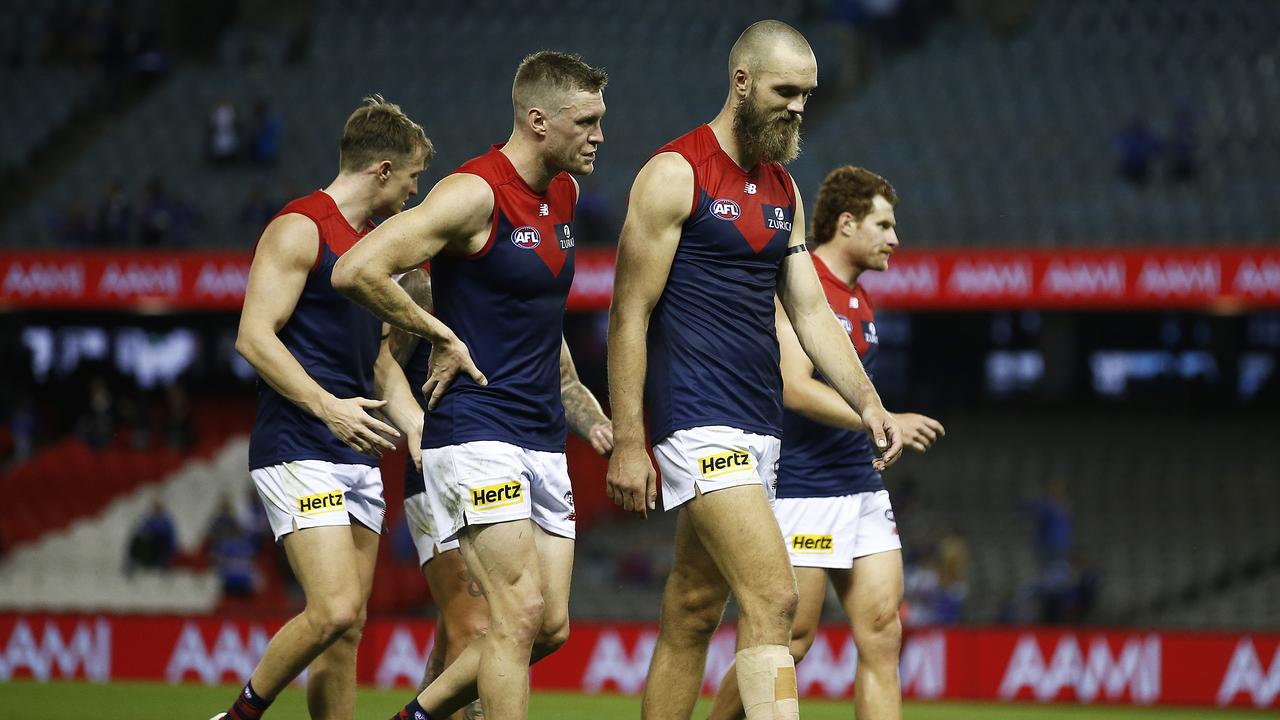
[254,212,321,270]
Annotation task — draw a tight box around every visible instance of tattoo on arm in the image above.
[561,344,608,437]
[389,269,434,366]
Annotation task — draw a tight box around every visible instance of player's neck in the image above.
[707,114,758,172]
[322,174,379,230]
[814,244,863,287]
[500,135,556,194]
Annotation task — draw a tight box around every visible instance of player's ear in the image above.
[839,211,856,236]
[375,160,393,182]
[733,67,751,100]
[528,107,549,138]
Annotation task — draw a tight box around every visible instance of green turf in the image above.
[0,681,1273,719]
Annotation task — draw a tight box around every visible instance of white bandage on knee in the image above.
[735,644,799,720]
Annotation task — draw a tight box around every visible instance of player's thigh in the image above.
[282,525,364,610]
[665,506,731,622]
[832,550,904,639]
[533,529,574,618]
[791,566,828,650]
[684,484,792,599]
[348,522,380,603]
[458,519,543,604]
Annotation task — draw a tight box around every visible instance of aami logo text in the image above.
[710,199,741,221]
[698,449,753,479]
[791,534,834,553]
[298,491,344,515]
[471,480,524,510]
[511,226,541,249]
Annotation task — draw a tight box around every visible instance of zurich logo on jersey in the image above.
[710,198,741,221]
[511,226,541,249]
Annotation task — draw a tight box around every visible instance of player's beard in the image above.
[734,92,802,165]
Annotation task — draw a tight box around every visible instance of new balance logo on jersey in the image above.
[744,182,758,195]
[298,490,344,515]
[791,534,835,553]
[697,449,753,479]
[765,206,793,231]
[538,203,549,217]
[511,226,541,249]
[711,199,741,221]
[849,297,860,309]
[471,480,524,510]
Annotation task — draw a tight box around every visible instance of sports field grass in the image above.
[0,681,1273,719]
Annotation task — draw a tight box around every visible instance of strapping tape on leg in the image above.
[736,644,799,720]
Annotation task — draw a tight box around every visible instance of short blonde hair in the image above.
[339,95,433,171]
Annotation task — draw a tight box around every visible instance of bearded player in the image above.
[709,167,945,720]
[606,21,903,720]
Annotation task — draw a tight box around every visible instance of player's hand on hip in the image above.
[894,412,945,453]
[860,404,903,471]
[319,395,400,456]
[423,332,487,411]
[606,443,657,517]
[588,420,614,457]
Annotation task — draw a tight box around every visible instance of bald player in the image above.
[332,51,609,719]
[607,21,903,720]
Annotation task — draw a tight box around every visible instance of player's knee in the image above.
[665,584,727,639]
[307,597,363,644]
[494,587,546,646]
[739,578,799,627]
[444,610,488,649]
[788,622,818,663]
[536,613,570,656]
[854,601,903,663]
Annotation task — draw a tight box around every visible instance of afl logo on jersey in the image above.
[511,226,541,249]
[711,199,741,221]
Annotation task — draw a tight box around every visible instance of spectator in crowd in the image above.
[203,497,260,597]
[204,496,242,550]
[127,499,177,573]
[1113,116,1162,185]
[75,376,116,449]
[206,99,241,163]
[1024,477,1073,567]
[138,176,187,247]
[96,181,132,245]
[248,99,283,164]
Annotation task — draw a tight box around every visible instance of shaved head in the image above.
[728,20,814,76]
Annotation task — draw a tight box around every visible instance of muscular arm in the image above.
[332,174,488,340]
[776,297,946,452]
[561,337,613,455]
[605,152,692,512]
[235,214,398,455]
[333,174,489,408]
[776,180,903,468]
[774,297,866,431]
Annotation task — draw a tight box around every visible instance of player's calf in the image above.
[736,644,800,720]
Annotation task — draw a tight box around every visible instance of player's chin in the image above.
[576,157,597,175]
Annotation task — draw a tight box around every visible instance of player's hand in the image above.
[319,395,400,456]
[860,404,903,471]
[894,412,945,453]
[587,420,614,457]
[423,332,487,411]
[405,413,424,472]
[606,443,657,517]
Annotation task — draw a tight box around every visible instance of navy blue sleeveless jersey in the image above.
[776,254,883,498]
[248,191,382,470]
[645,125,797,443]
[423,146,575,452]
[403,334,431,498]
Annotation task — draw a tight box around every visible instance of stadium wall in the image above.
[1,613,1277,710]
[4,248,1280,312]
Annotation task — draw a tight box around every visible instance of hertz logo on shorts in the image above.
[791,534,834,553]
[298,490,345,516]
[697,449,754,479]
[470,480,524,511]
